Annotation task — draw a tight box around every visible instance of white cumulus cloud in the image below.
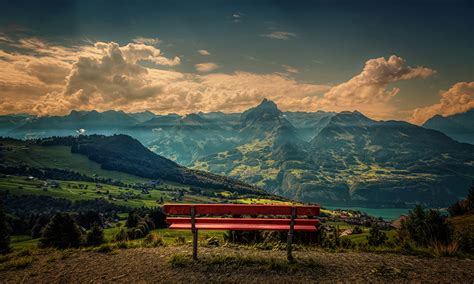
[411,81,474,124]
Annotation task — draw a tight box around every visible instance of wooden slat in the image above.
[163,204,320,216]
[169,223,318,232]
[166,217,319,226]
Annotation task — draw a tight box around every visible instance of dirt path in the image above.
[1,246,473,283]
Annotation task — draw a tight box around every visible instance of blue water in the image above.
[324,206,413,221]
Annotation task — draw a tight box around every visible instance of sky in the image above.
[0,0,472,124]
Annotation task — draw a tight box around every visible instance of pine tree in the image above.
[40,213,82,249]
[86,223,104,246]
[0,198,10,254]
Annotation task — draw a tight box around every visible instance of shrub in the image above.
[0,199,10,254]
[143,232,164,247]
[39,213,82,249]
[367,224,387,247]
[455,229,474,254]
[86,223,104,246]
[93,243,113,253]
[174,236,185,245]
[448,183,474,217]
[352,226,363,234]
[340,238,355,249]
[113,229,129,242]
[399,205,452,247]
[432,240,459,257]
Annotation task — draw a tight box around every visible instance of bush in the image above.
[39,213,82,249]
[455,229,474,254]
[367,224,387,247]
[399,205,452,247]
[174,236,185,245]
[0,199,10,254]
[143,232,164,247]
[93,244,113,253]
[448,183,474,217]
[352,226,363,234]
[86,223,104,246]
[113,229,129,242]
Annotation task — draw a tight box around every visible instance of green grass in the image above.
[1,140,149,183]
[0,175,179,208]
[10,236,39,250]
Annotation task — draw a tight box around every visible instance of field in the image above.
[0,175,173,208]
[1,140,148,183]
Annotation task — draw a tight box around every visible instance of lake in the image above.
[324,206,414,221]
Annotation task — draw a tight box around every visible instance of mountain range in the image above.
[423,109,474,144]
[1,100,474,207]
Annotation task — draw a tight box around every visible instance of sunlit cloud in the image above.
[411,81,474,125]
[282,65,299,74]
[194,62,219,73]
[132,37,161,45]
[262,31,297,40]
[198,49,211,56]
[324,55,435,105]
[0,37,437,121]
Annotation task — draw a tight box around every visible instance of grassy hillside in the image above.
[0,139,148,184]
[0,136,287,212]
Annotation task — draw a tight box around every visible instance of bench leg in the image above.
[286,232,293,261]
[192,229,198,260]
[287,207,296,262]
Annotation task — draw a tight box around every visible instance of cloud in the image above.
[262,31,297,40]
[232,12,242,19]
[282,65,299,74]
[198,49,211,56]
[322,55,435,115]
[232,12,243,23]
[195,62,219,73]
[132,37,161,45]
[0,38,437,120]
[411,82,474,124]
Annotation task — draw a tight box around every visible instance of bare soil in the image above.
[1,246,473,283]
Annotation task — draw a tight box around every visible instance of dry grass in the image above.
[432,241,459,257]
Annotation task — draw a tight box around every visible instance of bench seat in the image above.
[167,217,319,231]
[169,223,318,231]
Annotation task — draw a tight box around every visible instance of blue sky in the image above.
[0,0,473,123]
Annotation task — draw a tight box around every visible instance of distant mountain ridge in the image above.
[2,100,474,207]
[423,109,474,144]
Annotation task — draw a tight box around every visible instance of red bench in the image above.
[163,204,320,260]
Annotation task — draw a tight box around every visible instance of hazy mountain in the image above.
[7,110,139,139]
[292,112,474,207]
[195,103,474,207]
[283,111,335,141]
[3,100,474,207]
[0,114,34,136]
[128,110,157,123]
[423,109,474,144]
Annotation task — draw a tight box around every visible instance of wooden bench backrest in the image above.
[163,204,320,217]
